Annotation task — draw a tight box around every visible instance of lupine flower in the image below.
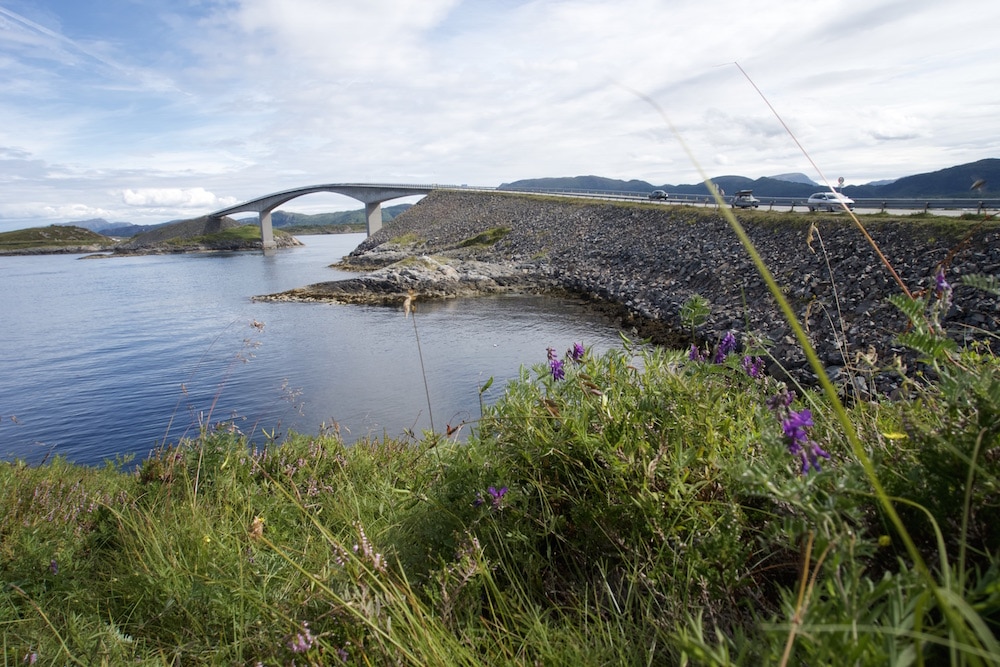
[569,342,585,363]
[689,344,706,362]
[742,355,765,378]
[713,331,737,363]
[49,559,58,575]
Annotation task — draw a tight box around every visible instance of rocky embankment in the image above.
[258,190,1000,394]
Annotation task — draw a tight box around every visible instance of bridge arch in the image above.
[209,183,439,249]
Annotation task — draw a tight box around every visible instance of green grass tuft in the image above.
[457,226,511,248]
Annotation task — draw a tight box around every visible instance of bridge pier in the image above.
[260,209,276,250]
[365,202,382,236]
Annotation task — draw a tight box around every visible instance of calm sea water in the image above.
[1,234,627,466]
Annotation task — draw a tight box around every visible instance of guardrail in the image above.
[480,187,1000,214]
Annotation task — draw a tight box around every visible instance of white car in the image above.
[807,192,855,212]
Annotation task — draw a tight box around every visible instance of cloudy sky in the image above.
[1,0,998,230]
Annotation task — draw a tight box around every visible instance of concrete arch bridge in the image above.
[209,183,446,249]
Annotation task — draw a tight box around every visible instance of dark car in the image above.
[730,190,760,208]
[648,190,669,200]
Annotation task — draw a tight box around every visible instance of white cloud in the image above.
[1,0,1000,231]
[121,187,237,209]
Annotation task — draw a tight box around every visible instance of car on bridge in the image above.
[648,190,669,200]
[730,190,760,208]
[807,192,855,212]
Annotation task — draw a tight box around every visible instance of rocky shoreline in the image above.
[0,244,114,256]
[257,190,1000,394]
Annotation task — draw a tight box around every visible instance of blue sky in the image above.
[1,0,999,230]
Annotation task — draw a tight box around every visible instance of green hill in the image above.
[118,215,300,252]
[0,225,115,252]
[268,203,412,229]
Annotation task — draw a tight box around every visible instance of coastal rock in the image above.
[255,255,548,305]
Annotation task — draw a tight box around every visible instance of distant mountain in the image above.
[56,218,156,237]
[501,158,1000,199]
[769,173,818,186]
[499,175,661,194]
[841,159,1000,198]
[58,204,413,238]
[501,174,819,198]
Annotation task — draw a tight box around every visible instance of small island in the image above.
[0,216,301,257]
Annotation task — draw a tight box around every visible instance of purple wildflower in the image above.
[547,347,565,379]
[742,355,765,378]
[782,408,813,445]
[689,344,706,362]
[487,485,508,509]
[49,559,58,575]
[935,267,953,313]
[781,408,830,474]
[569,342,585,363]
[476,486,508,509]
[287,622,314,654]
[935,267,951,296]
[766,390,795,413]
[713,331,737,364]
